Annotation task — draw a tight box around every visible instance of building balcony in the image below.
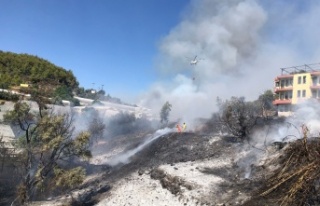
[274,86,293,93]
[311,71,320,76]
[274,75,294,82]
[310,85,320,90]
[273,99,292,105]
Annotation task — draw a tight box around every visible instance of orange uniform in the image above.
[176,124,182,133]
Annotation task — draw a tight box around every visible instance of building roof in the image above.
[280,63,320,75]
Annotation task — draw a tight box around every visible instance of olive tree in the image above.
[4,101,92,204]
[217,96,259,140]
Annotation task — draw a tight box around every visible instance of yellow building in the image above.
[273,63,320,116]
[20,83,30,87]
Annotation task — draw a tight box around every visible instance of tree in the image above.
[107,112,137,136]
[87,109,106,145]
[4,100,92,204]
[217,97,259,140]
[0,137,23,205]
[160,101,172,125]
[54,85,73,101]
[53,85,80,106]
[257,90,275,118]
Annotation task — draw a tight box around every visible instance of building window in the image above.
[284,91,291,99]
[280,93,284,99]
[285,79,289,87]
[312,77,317,85]
[298,76,301,84]
[297,90,301,97]
[302,90,306,97]
[279,105,284,112]
[279,105,290,112]
[303,76,306,84]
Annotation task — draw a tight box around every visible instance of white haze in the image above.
[235,99,320,179]
[105,127,173,166]
[138,0,320,129]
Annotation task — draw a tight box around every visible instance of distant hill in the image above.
[0,50,129,107]
[0,51,78,90]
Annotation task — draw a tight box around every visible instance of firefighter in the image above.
[176,124,182,133]
[182,122,187,132]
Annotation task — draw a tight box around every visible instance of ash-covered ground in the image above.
[35,130,286,206]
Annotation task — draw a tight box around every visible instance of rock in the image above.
[138,169,144,176]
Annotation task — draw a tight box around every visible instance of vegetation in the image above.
[246,126,320,206]
[0,51,131,107]
[256,90,276,119]
[107,111,153,137]
[160,101,172,126]
[0,137,22,205]
[82,107,106,145]
[217,96,260,140]
[53,85,80,106]
[212,94,273,140]
[0,91,19,101]
[3,98,92,204]
[203,92,276,140]
[0,51,78,89]
[0,50,84,106]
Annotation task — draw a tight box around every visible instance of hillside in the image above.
[1,98,320,206]
[0,51,78,89]
[0,51,130,106]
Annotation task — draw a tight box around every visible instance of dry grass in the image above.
[259,126,320,206]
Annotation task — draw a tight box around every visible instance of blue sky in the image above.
[0,0,188,99]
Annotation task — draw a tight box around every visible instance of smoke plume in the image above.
[138,0,320,129]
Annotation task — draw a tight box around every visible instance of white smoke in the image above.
[236,99,320,179]
[105,127,173,166]
[138,0,320,130]
[138,0,269,127]
[249,99,320,149]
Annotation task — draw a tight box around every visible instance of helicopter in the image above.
[186,55,204,65]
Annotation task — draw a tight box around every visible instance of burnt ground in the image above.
[98,132,233,181]
[77,132,224,205]
[27,131,286,206]
[63,132,284,206]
